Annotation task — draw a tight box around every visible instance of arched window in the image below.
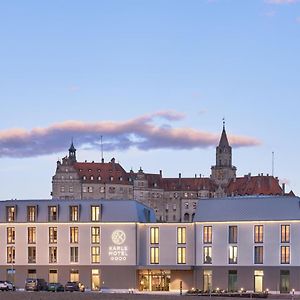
[184,213,190,222]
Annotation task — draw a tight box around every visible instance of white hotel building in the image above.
[0,195,299,293]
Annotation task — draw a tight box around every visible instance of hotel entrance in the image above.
[91,269,100,291]
[139,270,170,291]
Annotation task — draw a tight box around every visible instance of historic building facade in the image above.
[52,125,286,222]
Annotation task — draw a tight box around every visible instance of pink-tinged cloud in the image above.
[0,111,261,158]
[265,0,298,4]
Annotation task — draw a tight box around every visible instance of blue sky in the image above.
[0,0,299,198]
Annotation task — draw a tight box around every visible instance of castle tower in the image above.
[68,140,77,163]
[211,121,236,186]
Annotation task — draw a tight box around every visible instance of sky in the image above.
[0,0,299,199]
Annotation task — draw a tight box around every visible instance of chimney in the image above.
[282,183,286,194]
[195,174,197,178]
[199,174,202,178]
[159,170,162,178]
[179,173,181,179]
[101,158,104,163]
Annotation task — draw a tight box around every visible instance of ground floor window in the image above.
[139,270,170,291]
[49,269,58,283]
[280,270,290,293]
[254,270,264,292]
[203,270,212,292]
[6,268,15,283]
[91,269,100,291]
[70,269,79,282]
[27,269,37,279]
[228,270,237,292]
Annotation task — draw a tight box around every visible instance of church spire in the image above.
[68,139,77,162]
[219,119,229,148]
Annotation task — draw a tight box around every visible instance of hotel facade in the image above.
[0,196,300,293]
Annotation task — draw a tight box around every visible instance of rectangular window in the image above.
[28,246,36,263]
[7,227,15,244]
[70,227,79,243]
[6,206,15,222]
[229,245,238,264]
[49,269,58,283]
[229,226,238,243]
[27,206,36,222]
[91,206,100,222]
[177,227,186,244]
[91,246,100,263]
[70,269,79,282]
[28,227,36,244]
[177,247,186,264]
[48,206,58,222]
[203,226,212,244]
[70,247,79,263]
[49,227,58,244]
[281,246,290,264]
[150,227,159,244]
[281,225,290,243]
[254,246,263,264]
[203,246,212,264]
[7,246,15,263]
[150,247,159,264]
[254,225,264,243]
[70,206,79,222]
[49,247,57,263]
[91,227,100,244]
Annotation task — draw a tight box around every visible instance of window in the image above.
[203,226,212,244]
[70,206,79,222]
[83,186,87,193]
[91,206,100,222]
[203,246,212,264]
[49,270,58,283]
[7,227,15,244]
[70,227,79,243]
[254,225,263,243]
[69,186,74,193]
[177,227,186,244]
[49,247,57,263]
[49,227,58,244]
[88,186,93,193]
[28,246,36,263]
[28,227,36,244]
[91,246,100,263]
[229,226,237,243]
[228,270,238,292]
[184,202,189,209]
[177,247,186,264]
[27,206,36,222]
[48,206,58,222]
[7,246,15,263]
[281,246,290,264]
[70,247,79,263]
[91,227,100,244]
[254,246,263,264]
[6,206,15,222]
[70,269,79,282]
[150,227,159,244]
[150,247,159,264]
[229,245,238,264]
[60,186,65,192]
[281,225,290,243]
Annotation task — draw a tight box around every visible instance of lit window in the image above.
[48,206,58,222]
[150,247,159,264]
[7,246,15,263]
[281,225,290,243]
[7,227,15,244]
[49,227,58,244]
[27,206,36,222]
[254,225,263,243]
[281,246,290,264]
[150,227,159,244]
[91,246,100,263]
[28,227,36,244]
[70,247,79,263]
[83,176,86,180]
[229,245,238,264]
[70,206,79,222]
[177,227,186,244]
[100,186,105,193]
[49,247,57,263]
[28,246,36,263]
[203,246,212,264]
[88,186,93,193]
[83,186,87,193]
[70,227,79,243]
[91,206,100,221]
[254,246,263,264]
[177,247,186,264]
[98,176,101,181]
[91,227,100,244]
[6,206,15,222]
[229,226,238,244]
[90,176,94,181]
[203,226,212,244]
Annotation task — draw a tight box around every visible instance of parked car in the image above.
[4,281,15,291]
[25,278,48,291]
[64,281,85,292]
[0,281,9,291]
[48,282,64,292]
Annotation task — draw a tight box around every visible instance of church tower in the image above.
[68,140,77,163]
[211,121,236,186]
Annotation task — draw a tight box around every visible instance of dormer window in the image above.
[90,176,94,180]
[83,176,86,180]
[98,176,101,181]
[88,169,92,172]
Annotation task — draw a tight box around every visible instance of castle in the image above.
[52,124,288,222]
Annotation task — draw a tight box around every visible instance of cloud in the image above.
[0,111,261,158]
[265,0,298,4]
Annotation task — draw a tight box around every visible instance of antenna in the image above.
[272,151,274,177]
[101,135,104,163]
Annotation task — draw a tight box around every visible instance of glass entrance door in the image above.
[228,270,237,292]
[254,270,264,292]
[280,270,290,293]
[91,269,100,291]
[203,270,212,292]
[139,270,170,291]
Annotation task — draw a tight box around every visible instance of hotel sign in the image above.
[109,230,128,261]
